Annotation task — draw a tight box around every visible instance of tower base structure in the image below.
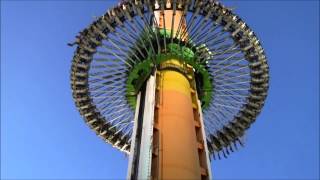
[127,61,212,180]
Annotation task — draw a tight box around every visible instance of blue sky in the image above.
[1,0,319,179]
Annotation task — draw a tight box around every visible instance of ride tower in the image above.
[70,0,269,179]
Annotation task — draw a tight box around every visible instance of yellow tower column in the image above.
[151,10,208,180]
[157,68,201,179]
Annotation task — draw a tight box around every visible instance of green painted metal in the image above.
[126,59,154,108]
[125,42,213,109]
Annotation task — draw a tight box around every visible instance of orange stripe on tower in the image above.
[157,70,201,179]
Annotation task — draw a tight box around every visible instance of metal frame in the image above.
[126,74,156,179]
[70,0,269,158]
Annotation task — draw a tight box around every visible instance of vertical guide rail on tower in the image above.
[127,74,157,180]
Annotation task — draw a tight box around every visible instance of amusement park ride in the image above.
[70,0,269,179]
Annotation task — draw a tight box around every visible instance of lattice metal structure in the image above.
[70,0,269,162]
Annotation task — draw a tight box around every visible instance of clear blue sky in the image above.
[1,0,319,179]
